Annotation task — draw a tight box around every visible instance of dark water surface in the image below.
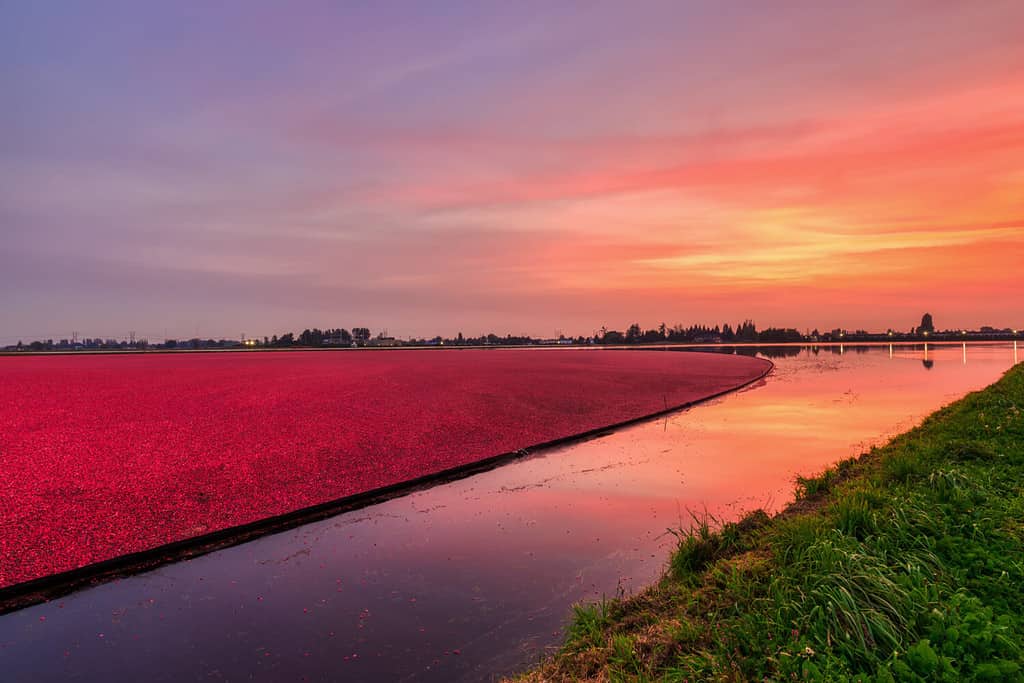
[1,343,1019,682]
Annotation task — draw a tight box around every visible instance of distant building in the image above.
[322,334,349,346]
[367,336,400,347]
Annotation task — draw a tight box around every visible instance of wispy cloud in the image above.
[2,1,1023,336]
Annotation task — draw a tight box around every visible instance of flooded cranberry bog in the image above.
[0,348,769,592]
[1,343,1019,682]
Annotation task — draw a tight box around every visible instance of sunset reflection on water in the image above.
[1,343,1018,683]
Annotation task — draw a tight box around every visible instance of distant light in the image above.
[923,331,929,336]
[888,331,893,336]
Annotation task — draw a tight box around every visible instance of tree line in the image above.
[4,313,1019,352]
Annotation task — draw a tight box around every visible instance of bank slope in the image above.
[520,363,1024,682]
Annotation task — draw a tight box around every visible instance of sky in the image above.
[2,1,1023,341]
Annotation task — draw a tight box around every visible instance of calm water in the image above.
[0,343,1019,682]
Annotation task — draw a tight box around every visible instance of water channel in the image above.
[0,343,1019,682]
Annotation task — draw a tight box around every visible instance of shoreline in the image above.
[1,339,1018,357]
[515,363,1024,681]
[0,354,773,615]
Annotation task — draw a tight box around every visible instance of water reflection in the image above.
[0,344,1018,683]
[753,346,801,359]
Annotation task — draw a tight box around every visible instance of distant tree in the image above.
[603,330,625,344]
[919,313,935,333]
[319,328,351,344]
[641,328,665,342]
[735,320,758,342]
[759,327,803,343]
[352,327,371,343]
[625,323,642,343]
[299,328,326,346]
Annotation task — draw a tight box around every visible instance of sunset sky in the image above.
[3,1,1023,340]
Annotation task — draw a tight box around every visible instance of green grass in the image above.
[666,510,772,583]
[518,364,1024,682]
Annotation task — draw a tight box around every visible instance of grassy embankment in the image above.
[520,364,1024,682]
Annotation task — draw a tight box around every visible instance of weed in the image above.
[564,598,612,651]
[796,468,838,498]
[831,491,878,540]
[608,634,641,678]
[771,514,826,565]
[881,450,928,483]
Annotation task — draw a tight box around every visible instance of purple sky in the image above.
[3,1,1023,341]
